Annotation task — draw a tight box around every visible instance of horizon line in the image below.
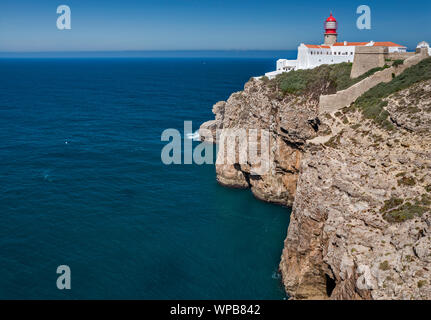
[0,49,298,53]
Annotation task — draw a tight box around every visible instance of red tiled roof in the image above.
[304,44,331,49]
[372,41,406,47]
[333,42,368,46]
[333,41,406,48]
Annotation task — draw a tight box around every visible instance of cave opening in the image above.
[308,117,321,132]
[325,274,336,297]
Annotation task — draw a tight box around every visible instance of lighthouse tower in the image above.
[324,13,338,45]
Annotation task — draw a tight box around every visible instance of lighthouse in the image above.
[324,13,338,45]
[263,12,408,79]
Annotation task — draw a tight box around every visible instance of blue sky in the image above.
[0,0,430,52]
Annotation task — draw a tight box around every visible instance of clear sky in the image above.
[0,0,430,52]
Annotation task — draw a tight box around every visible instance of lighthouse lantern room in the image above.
[324,13,338,45]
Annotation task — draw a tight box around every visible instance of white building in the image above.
[264,13,407,79]
[417,41,431,56]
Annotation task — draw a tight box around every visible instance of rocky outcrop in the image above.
[199,77,332,206]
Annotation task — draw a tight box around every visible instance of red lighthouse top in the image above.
[326,13,337,22]
[325,13,338,34]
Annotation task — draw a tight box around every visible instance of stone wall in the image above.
[319,52,429,115]
[350,46,387,78]
[386,52,415,61]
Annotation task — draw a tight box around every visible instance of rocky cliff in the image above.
[200,64,347,206]
[201,58,431,299]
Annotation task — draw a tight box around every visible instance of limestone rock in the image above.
[201,69,431,300]
[200,77,322,206]
[280,79,431,300]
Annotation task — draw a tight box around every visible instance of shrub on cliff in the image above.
[392,59,404,67]
[381,195,430,223]
[270,62,386,99]
[271,63,351,98]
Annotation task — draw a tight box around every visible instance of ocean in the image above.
[0,57,292,299]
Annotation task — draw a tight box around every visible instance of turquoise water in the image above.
[0,58,291,299]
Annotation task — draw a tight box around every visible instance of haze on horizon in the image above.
[0,0,430,53]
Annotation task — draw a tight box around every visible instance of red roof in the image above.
[304,44,331,49]
[373,41,406,47]
[333,41,406,48]
[326,13,337,22]
[333,42,368,46]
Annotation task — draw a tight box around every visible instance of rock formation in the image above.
[281,79,431,299]
[200,58,431,299]
[199,72,337,206]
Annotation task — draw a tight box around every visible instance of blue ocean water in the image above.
[0,57,292,299]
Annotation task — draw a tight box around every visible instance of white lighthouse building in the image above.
[264,13,407,79]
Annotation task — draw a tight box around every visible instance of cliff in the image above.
[200,63,358,206]
[201,57,431,299]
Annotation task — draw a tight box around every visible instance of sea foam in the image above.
[186,130,200,141]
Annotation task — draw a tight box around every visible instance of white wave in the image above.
[186,130,200,141]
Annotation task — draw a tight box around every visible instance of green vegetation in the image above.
[338,65,389,91]
[379,261,390,271]
[342,115,349,124]
[381,196,430,223]
[260,76,269,83]
[324,131,343,148]
[418,194,431,206]
[381,197,403,212]
[268,62,386,98]
[271,64,346,96]
[383,202,427,222]
[397,176,416,186]
[405,255,414,262]
[385,59,405,67]
[352,57,431,130]
[392,59,404,68]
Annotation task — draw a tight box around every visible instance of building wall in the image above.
[388,47,406,53]
[277,59,297,71]
[416,47,431,56]
[386,52,415,60]
[296,45,354,70]
[265,42,413,80]
[350,46,387,78]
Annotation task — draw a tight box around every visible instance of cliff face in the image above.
[200,70,337,206]
[282,79,431,299]
[201,59,431,299]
